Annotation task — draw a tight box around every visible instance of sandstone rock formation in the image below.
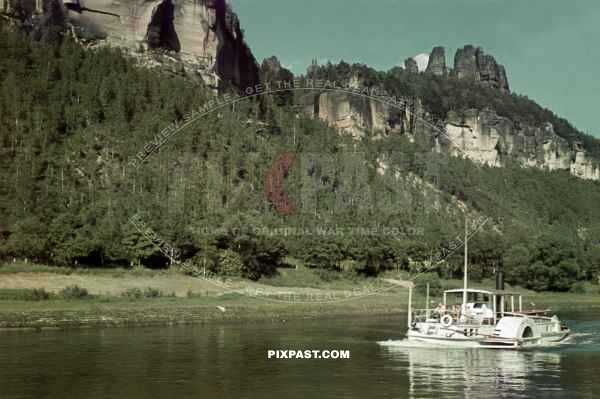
[146,0,180,52]
[453,44,479,80]
[404,57,418,74]
[304,89,598,180]
[261,56,282,76]
[302,91,396,140]
[8,0,260,91]
[453,45,510,93]
[426,46,446,76]
[442,109,570,170]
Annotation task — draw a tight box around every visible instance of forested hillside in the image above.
[311,61,600,161]
[1,25,600,292]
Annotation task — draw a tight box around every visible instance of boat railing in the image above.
[411,309,494,326]
[411,309,434,323]
[502,311,554,322]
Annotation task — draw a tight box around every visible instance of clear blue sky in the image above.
[230,0,600,137]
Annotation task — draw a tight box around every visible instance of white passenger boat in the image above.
[405,222,570,349]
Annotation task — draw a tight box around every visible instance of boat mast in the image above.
[407,286,412,328]
[462,218,468,311]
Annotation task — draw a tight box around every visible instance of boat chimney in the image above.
[496,269,504,291]
[495,269,504,316]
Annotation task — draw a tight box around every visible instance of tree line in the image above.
[1,25,599,291]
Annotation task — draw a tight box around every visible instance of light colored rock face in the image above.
[13,0,259,90]
[306,92,599,180]
[571,151,600,180]
[65,0,217,61]
[443,111,598,180]
[445,121,502,167]
[60,0,218,54]
[310,91,397,140]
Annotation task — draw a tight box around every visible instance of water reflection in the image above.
[0,315,599,399]
[379,342,561,399]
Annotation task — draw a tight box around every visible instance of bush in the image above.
[143,287,162,298]
[260,266,325,288]
[121,287,163,299]
[59,285,89,299]
[122,288,143,299]
[217,250,244,276]
[0,288,51,301]
[314,268,341,282]
[570,281,599,294]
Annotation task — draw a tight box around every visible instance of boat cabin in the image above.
[442,288,522,324]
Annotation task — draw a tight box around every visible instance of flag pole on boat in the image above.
[425,282,430,320]
[407,286,412,328]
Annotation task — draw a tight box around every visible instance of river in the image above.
[1,311,598,398]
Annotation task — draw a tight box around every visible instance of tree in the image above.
[217,249,244,276]
[503,244,530,285]
[121,223,158,267]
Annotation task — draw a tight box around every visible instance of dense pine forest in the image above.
[1,25,600,292]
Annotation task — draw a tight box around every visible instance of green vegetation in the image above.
[59,285,89,299]
[312,61,600,159]
[121,287,170,299]
[0,288,52,301]
[0,265,598,328]
[1,25,600,295]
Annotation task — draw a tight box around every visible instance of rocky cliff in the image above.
[300,46,600,178]
[303,90,397,140]
[404,44,509,93]
[453,45,510,92]
[404,57,419,74]
[426,46,446,76]
[4,0,259,91]
[303,89,599,180]
[441,109,593,175]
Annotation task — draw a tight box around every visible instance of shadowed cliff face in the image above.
[9,0,259,91]
[147,0,180,52]
[207,0,259,90]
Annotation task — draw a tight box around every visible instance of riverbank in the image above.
[0,294,409,329]
[0,263,410,328]
[1,263,599,329]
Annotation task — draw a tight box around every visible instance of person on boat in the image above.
[435,303,447,317]
[451,304,460,318]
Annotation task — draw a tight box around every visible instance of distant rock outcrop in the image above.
[453,44,510,93]
[426,46,446,76]
[404,57,419,74]
[303,84,597,180]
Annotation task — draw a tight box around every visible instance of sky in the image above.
[229,0,600,137]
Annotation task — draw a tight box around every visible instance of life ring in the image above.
[441,315,453,327]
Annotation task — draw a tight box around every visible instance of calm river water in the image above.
[1,312,599,398]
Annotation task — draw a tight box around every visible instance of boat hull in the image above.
[406,319,569,349]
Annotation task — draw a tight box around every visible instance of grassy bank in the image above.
[0,294,409,329]
[0,263,599,329]
[0,262,410,329]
